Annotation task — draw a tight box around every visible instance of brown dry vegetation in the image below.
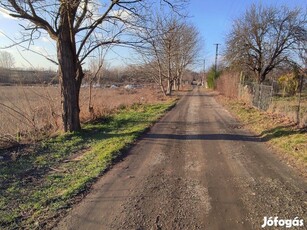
[215,71,240,98]
[0,85,164,146]
[215,94,307,177]
[216,71,307,126]
[268,96,307,127]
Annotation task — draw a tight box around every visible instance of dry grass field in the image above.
[0,85,164,146]
[269,95,307,126]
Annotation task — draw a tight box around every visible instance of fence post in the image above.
[270,82,273,104]
[258,83,262,109]
[238,72,243,99]
[296,74,303,127]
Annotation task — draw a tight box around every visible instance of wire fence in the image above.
[239,81,273,111]
[216,71,307,127]
[239,76,307,127]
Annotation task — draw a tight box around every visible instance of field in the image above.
[0,101,175,229]
[0,83,176,229]
[0,85,164,146]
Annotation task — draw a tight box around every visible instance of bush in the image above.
[206,67,221,89]
[278,73,299,96]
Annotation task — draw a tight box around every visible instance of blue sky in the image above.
[187,0,306,70]
[0,0,306,71]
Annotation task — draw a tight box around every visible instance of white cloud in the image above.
[10,47,56,69]
[77,0,101,22]
[32,45,45,53]
[111,9,133,21]
[41,36,50,43]
[29,46,49,58]
[0,8,17,20]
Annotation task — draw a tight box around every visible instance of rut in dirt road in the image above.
[55,88,307,230]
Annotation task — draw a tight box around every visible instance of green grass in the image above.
[0,101,176,229]
[224,99,307,165]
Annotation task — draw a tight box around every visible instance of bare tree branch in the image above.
[225,4,306,82]
[0,0,189,132]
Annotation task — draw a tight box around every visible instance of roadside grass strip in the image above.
[0,101,175,229]
[224,100,307,166]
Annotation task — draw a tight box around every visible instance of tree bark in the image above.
[167,79,173,95]
[256,70,266,83]
[57,7,82,132]
[159,74,167,96]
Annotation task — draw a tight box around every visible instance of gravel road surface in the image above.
[55,88,307,230]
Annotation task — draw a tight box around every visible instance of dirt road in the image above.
[55,88,307,230]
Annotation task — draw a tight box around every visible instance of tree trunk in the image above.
[159,76,167,96]
[167,79,173,95]
[173,78,177,91]
[257,70,266,83]
[176,77,180,91]
[57,9,82,132]
[57,55,81,132]
[260,74,266,83]
[176,70,181,91]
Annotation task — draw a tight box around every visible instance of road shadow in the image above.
[184,94,216,97]
[145,133,262,142]
[145,125,306,143]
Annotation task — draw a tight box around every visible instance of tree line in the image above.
[0,0,200,133]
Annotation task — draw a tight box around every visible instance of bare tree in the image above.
[225,4,306,83]
[86,46,109,115]
[0,51,15,69]
[297,39,307,71]
[134,15,168,95]
[0,0,184,132]
[135,13,200,95]
[172,22,201,90]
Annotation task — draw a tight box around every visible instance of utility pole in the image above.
[202,58,206,86]
[214,43,221,74]
[213,43,221,89]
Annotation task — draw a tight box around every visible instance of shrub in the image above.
[278,73,299,96]
[206,67,221,89]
